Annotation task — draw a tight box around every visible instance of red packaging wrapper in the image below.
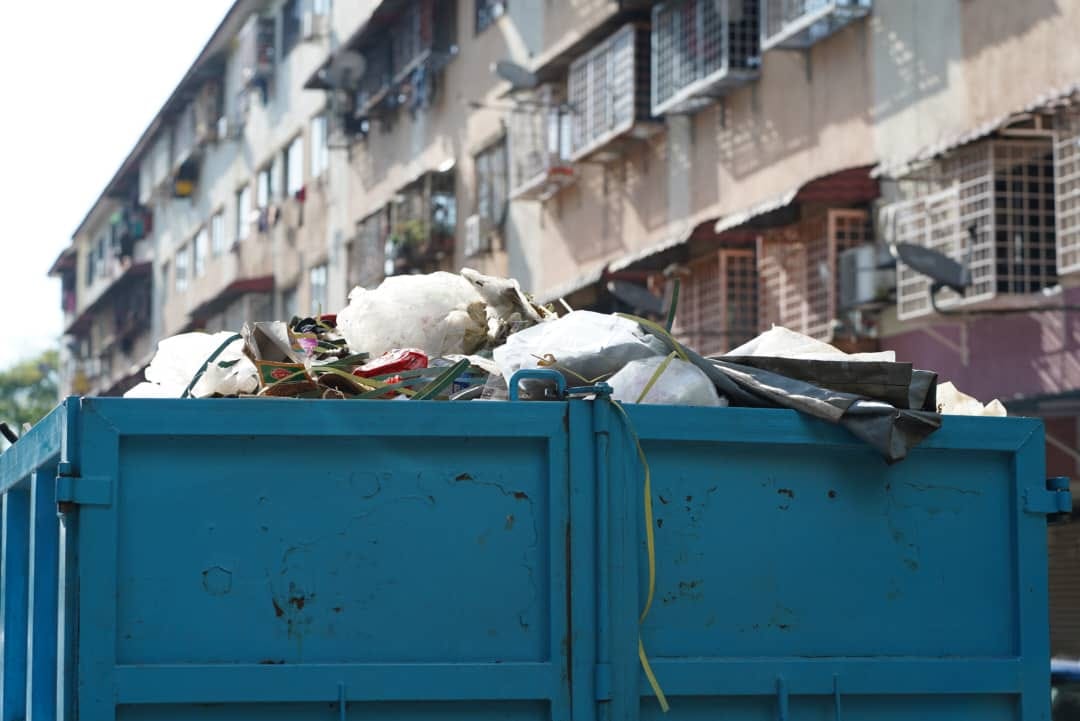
[353,349,429,378]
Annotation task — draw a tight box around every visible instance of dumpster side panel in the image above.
[614,407,1049,721]
[79,398,575,721]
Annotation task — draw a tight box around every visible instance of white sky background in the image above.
[0,1,233,369]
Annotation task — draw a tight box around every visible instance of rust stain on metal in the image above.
[658,495,670,505]
[259,659,285,665]
[828,490,838,499]
[656,518,664,528]
[332,606,343,613]
[272,598,284,618]
[513,491,529,500]
[777,488,795,498]
[455,473,473,481]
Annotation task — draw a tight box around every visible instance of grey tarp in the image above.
[639,328,943,464]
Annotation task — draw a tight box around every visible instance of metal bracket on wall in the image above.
[55,463,112,508]
[1024,476,1072,518]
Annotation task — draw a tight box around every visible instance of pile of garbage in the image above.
[125,268,1006,462]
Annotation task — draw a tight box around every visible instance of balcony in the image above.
[508,85,576,201]
[761,0,871,52]
[384,169,457,276]
[758,208,873,342]
[307,0,458,127]
[651,0,761,116]
[1055,108,1080,274]
[672,248,759,356]
[887,139,1058,320]
[567,23,659,163]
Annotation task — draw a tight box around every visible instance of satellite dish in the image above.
[891,243,970,294]
[607,280,665,315]
[491,60,538,90]
[326,50,367,90]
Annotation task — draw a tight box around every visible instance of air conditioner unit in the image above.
[838,244,894,312]
[464,214,492,257]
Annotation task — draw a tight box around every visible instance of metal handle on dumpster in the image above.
[508,369,613,401]
[1048,476,1073,525]
[508,369,566,401]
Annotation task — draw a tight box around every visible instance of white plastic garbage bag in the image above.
[936,381,1007,417]
[493,311,667,385]
[337,272,490,358]
[726,325,896,362]
[124,332,258,398]
[609,356,727,407]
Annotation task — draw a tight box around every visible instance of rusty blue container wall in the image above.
[0,396,1061,721]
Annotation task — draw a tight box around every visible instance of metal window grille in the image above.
[350,207,390,290]
[1056,109,1080,274]
[890,139,1058,320]
[674,248,758,356]
[761,0,871,52]
[651,0,760,116]
[508,85,575,199]
[568,24,651,161]
[757,209,871,341]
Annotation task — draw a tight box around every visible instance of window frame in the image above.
[285,134,305,197]
[308,263,328,315]
[236,185,252,242]
[210,209,226,256]
[310,113,329,179]
[474,137,509,226]
[193,227,209,278]
[175,244,190,293]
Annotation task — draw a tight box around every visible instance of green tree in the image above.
[0,349,59,450]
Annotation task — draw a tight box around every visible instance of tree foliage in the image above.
[0,349,59,449]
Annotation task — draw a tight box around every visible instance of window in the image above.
[85,245,96,287]
[257,167,273,209]
[310,114,329,179]
[271,155,283,200]
[210,211,226,256]
[309,264,328,314]
[175,245,189,292]
[651,0,760,116]
[193,228,208,278]
[761,0,872,52]
[285,135,305,196]
[475,0,506,34]
[475,139,508,225]
[236,185,251,241]
[281,0,302,57]
[282,286,299,320]
[568,24,651,161]
[96,235,108,281]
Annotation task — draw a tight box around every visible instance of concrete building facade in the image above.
[50,0,1080,511]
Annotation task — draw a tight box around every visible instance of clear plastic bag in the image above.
[609,356,727,407]
[493,311,667,387]
[337,272,489,358]
[124,332,257,398]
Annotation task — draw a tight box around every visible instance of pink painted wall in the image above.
[881,287,1080,406]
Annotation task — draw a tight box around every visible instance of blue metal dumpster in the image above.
[0,395,1066,721]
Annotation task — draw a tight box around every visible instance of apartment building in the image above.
[51,0,1080,424]
[50,0,372,396]
[50,1,1080,631]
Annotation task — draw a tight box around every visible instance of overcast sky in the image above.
[0,1,233,369]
